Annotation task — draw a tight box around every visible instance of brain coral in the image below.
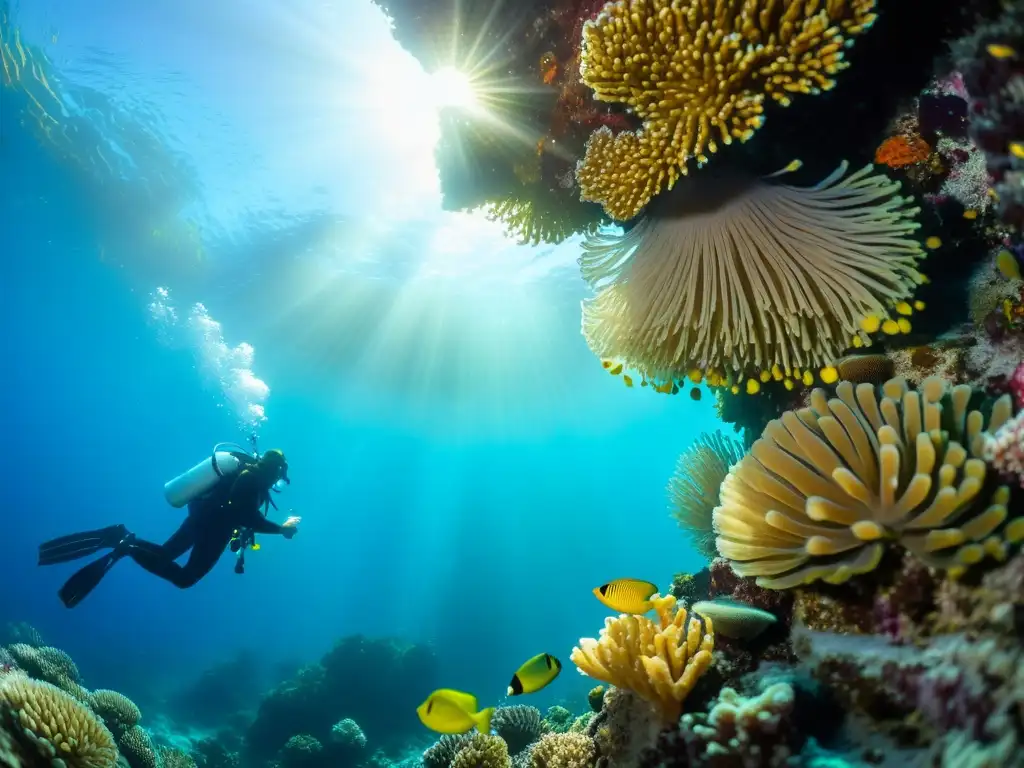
[713,376,1019,588]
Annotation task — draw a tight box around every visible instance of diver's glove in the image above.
[282,515,301,539]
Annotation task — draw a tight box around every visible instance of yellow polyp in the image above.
[819,366,839,384]
[947,565,966,580]
[759,370,771,383]
[987,43,1017,59]
[956,544,985,565]
[860,315,882,333]
[852,335,864,348]
[746,378,761,395]
[881,319,900,335]
[688,369,703,384]
[1005,517,1024,544]
[1010,142,1024,160]
[990,188,1001,201]
[730,385,740,395]
[914,300,925,311]
[895,301,913,316]
[925,236,942,250]
[917,273,931,284]
[963,209,978,220]
[771,364,784,381]
[784,379,795,391]
[983,536,1008,562]
[851,520,885,540]
[897,318,912,334]
[801,370,814,386]
[793,367,802,378]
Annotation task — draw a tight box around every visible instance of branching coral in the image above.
[481,192,605,246]
[669,431,746,559]
[580,162,926,383]
[0,672,118,768]
[576,0,878,220]
[529,732,595,768]
[714,375,1019,589]
[678,683,797,767]
[570,594,714,723]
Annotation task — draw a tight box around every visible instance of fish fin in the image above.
[476,707,495,734]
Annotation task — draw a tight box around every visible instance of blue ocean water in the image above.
[1,0,716,744]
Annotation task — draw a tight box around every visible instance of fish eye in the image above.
[599,584,609,595]
[427,701,433,714]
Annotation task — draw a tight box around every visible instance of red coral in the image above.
[875,135,932,167]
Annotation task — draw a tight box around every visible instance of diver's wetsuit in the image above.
[38,453,292,608]
[126,468,287,588]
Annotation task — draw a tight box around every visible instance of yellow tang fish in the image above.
[593,579,658,614]
[507,653,562,696]
[997,249,1022,280]
[417,689,494,734]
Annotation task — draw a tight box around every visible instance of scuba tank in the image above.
[163,443,254,508]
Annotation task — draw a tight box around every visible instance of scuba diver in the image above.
[37,444,300,609]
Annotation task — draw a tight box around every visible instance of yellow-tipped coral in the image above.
[580,163,924,382]
[713,376,1018,589]
[669,431,746,559]
[0,672,118,768]
[570,594,714,723]
[577,0,878,220]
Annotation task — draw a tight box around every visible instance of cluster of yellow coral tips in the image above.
[576,0,879,220]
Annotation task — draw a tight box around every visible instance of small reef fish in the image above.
[417,689,494,735]
[593,578,658,614]
[997,249,1022,280]
[689,387,701,401]
[507,653,562,695]
[987,43,1017,59]
[623,375,634,388]
[601,360,624,375]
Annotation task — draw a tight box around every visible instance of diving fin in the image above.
[38,524,129,566]
[57,551,123,609]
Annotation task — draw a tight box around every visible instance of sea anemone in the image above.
[713,376,1019,589]
[580,162,925,384]
[576,0,878,220]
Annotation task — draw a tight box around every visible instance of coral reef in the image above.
[571,594,714,723]
[452,734,510,768]
[0,671,118,768]
[244,635,437,761]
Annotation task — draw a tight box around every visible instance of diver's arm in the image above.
[230,470,289,535]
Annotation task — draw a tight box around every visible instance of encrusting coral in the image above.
[0,671,118,768]
[669,431,745,560]
[714,375,1023,589]
[575,0,879,220]
[579,162,927,385]
[570,594,714,723]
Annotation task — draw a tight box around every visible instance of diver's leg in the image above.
[159,514,198,561]
[39,524,129,566]
[124,528,230,589]
[55,527,136,608]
